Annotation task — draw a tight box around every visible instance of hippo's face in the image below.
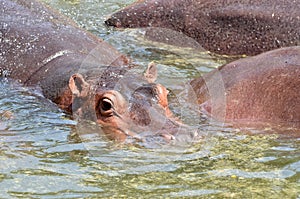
[68,63,184,142]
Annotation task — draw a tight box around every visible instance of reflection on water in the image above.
[0,0,299,198]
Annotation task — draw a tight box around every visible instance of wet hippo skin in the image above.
[0,0,186,141]
[190,46,300,128]
[105,0,300,56]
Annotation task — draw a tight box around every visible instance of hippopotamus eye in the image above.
[99,98,114,116]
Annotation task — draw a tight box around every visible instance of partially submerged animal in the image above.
[190,46,300,129]
[0,0,186,141]
[105,0,300,56]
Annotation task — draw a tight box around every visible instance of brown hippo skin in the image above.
[0,0,185,142]
[105,0,300,56]
[190,46,300,129]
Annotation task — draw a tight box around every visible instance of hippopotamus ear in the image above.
[144,61,158,83]
[69,73,90,98]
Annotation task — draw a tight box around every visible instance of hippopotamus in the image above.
[189,46,300,129]
[105,0,300,56]
[0,0,186,142]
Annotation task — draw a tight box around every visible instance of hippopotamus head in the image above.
[68,62,186,142]
[105,0,185,30]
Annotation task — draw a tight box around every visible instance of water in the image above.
[0,0,299,198]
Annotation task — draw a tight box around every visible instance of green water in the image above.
[0,0,299,198]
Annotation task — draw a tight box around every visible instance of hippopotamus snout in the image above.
[105,16,123,28]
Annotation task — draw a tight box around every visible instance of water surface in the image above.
[0,0,299,198]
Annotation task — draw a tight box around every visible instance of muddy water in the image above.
[0,0,299,198]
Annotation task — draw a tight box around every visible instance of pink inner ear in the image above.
[144,62,158,83]
[69,73,89,97]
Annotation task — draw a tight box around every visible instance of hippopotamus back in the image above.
[1,0,129,109]
[190,46,300,127]
[105,0,300,56]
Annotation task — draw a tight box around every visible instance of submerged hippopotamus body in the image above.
[190,46,300,129]
[106,0,300,56]
[0,0,185,141]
